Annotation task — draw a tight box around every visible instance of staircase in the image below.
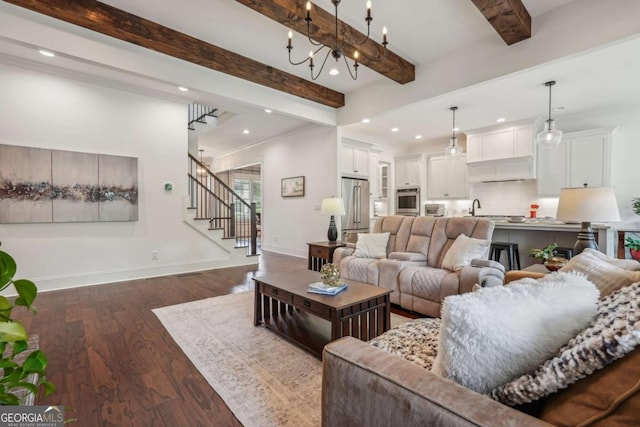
[187,153,259,257]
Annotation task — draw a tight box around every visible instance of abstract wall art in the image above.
[0,144,138,223]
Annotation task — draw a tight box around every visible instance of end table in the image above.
[307,241,346,272]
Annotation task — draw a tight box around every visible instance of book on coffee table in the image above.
[307,282,348,295]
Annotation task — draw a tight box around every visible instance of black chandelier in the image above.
[286,0,388,81]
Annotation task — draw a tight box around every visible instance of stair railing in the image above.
[188,153,257,255]
[188,104,218,130]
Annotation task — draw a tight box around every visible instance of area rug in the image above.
[153,291,409,427]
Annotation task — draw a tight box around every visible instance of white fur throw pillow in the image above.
[353,232,390,258]
[431,272,599,394]
[492,281,640,406]
[441,234,491,272]
[560,250,640,297]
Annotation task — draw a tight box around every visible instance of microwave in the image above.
[396,188,420,216]
[424,203,445,216]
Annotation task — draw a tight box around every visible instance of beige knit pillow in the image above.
[582,248,640,271]
[560,250,640,297]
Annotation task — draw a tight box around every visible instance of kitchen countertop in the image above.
[491,220,612,231]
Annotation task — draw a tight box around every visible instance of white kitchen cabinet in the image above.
[369,152,379,198]
[482,128,514,161]
[537,140,569,196]
[536,128,613,196]
[427,155,468,199]
[395,155,422,188]
[341,142,370,178]
[379,162,389,199]
[466,134,483,162]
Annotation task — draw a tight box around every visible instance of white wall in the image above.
[0,62,234,292]
[213,125,339,258]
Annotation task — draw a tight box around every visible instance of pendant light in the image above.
[536,80,562,148]
[444,106,463,156]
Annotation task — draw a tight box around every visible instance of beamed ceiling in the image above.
[3,0,531,108]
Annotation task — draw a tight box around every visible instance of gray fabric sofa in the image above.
[333,215,503,317]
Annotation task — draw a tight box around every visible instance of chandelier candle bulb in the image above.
[306,1,311,20]
[366,1,372,20]
[287,30,292,49]
[382,26,388,46]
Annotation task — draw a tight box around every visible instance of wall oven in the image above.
[396,188,420,216]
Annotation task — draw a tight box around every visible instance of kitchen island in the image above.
[490,220,615,268]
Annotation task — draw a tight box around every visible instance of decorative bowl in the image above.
[544,257,568,272]
[320,263,341,285]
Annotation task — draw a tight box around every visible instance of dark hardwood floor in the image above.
[15,250,417,426]
[14,250,307,427]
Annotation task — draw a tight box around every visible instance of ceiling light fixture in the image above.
[39,50,55,57]
[178,86,189,92]
[286,0,388,81]
[242,129,250,134]
[415,135,422,140]
[536,80,562,148]
[496,117,506,123]
[264,109,272,114]
[391,127,399,132]
[444,106,464,156]
[361,118,370,123]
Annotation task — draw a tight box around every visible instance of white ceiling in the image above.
[1,0,637,157]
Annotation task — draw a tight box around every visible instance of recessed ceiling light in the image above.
[264,109,272,114]
[361,118,370,124]
[415,135,422,139]
[178,86,189,92]
[452,127,460,132]
[552,106,565,111]
[39,50,55,57]
[329,68,340,76]
[496,117,506,123]
[391,127,399,132]
[242,129,250,134]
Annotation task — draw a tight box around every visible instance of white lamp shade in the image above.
[321,198,345,216]
[556,187,621,222]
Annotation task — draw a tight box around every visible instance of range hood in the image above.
[466,156,536,183]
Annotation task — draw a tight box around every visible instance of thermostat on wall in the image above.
[164,182,173,191]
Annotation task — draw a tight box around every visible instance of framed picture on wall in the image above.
[281,176,305,198]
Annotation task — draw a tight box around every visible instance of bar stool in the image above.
[490,242,521,271]
[554,247,574,260]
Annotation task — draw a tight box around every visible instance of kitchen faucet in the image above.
[470,199,481,216]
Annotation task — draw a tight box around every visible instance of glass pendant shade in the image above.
[537,81,562,148]
[444,137,463,156]
[536,119,563,148]
[444,106,464,156]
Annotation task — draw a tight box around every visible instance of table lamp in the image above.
[321,197,345,242]
[555,186,620,255]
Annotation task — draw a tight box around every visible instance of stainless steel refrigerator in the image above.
[341,177,370,243]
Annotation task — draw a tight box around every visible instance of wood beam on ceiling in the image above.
[3,0,345,108]
[235,0,415,85]
[469,0,531,45]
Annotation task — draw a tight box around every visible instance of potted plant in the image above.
[529,243,567,271]
[624,236,640,261]
[0,243,55,405]
[632,197,640,216]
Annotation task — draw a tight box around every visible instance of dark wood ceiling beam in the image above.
[469,0,531,45]
[235,0,415,84]
[3,0,345,108]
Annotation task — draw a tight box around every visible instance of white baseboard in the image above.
[3,256,259,296]
[260,244,306,259]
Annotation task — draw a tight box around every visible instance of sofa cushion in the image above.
[491,281,640,406]
[560,250,640,297]
[399,267,451,303]
[538,346,640,426]
[353,232,390,258]
[369,318,441,370]
[432,272,599,394]
[440,234,491,272]
[338,256,379,284]
[582,248,640,271]
[388,252,427,263]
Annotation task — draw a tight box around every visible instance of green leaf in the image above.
[0,360,18,369]
[0,251,17,288]
[0,322,27,342]
[0,392,20,405]
[41,380,56,396]
[11,340,27,357]
[13,280,37,309]
[8,381,38,395]
[22,350,47,374]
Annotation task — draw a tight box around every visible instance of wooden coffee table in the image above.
[253,269,392,358]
